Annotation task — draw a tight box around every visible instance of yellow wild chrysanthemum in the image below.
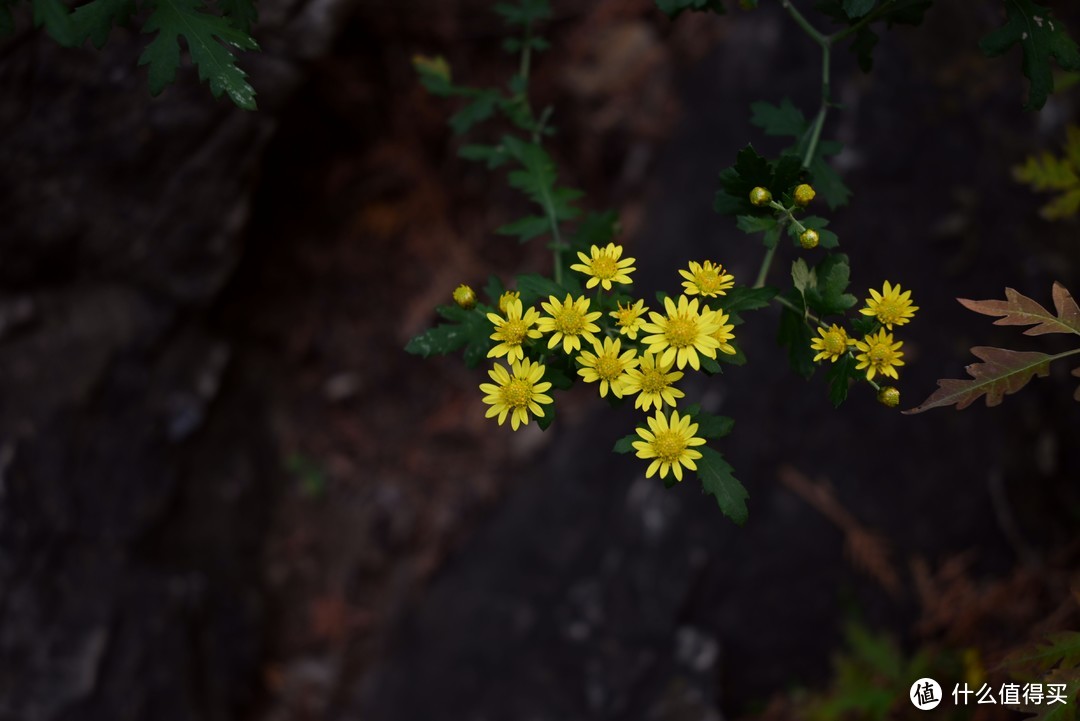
[498,290,520,315]
[640,295,729,370]
[859,281,918,330]
[610,299,648,340]
[710,309,737,356]
[487,298,542,364]
[577,337,638,398]
[537,294,602,354]
[631,409,706,482]
[854,329,905,381]
[479,358,553,431]
[810,324,855,363]
[569,243,636,290]
[620,353,685,411]
[679,261,735,298]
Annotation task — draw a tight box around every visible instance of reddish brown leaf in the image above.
[958,282,1080,336]
[905,347,1053,413]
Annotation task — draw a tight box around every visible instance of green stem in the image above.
[754,245,777,289]
[781,0,829,47]
[830,0,895,43]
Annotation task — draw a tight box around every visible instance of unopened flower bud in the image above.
[452,284,477,309]
[799,229,820,249]
[793,183,816,207]
[749,186,772,207]
[498,290,520,314]
[877,386,900,408]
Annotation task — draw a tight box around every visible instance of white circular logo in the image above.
[910,678,942,710]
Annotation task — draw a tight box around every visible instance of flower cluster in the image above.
[476,242,742,483]
[808,280,918,405]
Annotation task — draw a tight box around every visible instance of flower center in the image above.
[590,255,618,279]
[615,309,635,327]
[595,355,622,380]
[665,316,697,348]
[695,271,722,294]
[652,430,686,463]
[502,319,527,344]
[554,307,585,334]
[869,343,890,364]
[640,368,668,394]
[501,378,533,409]
[875,300,901,324]
[823,331,847,355]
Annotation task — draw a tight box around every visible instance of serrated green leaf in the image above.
[980,0,1080,111]
[716,286,778,314]
[139,0,259,109]
[697,447,748,525]
[736,214,778,235]
[406,304,493,368]
[700,356,723,374]
[71,0,136,47]
[483,275,505,304]
[851,26,879,72]
[572,210,619,251]
[515,272,571,307]
[1000,632,1080,674]
[536,397,556,430]
[682,404,735,438]
[33,0,77,46]
[503,135,582,223]
[797,215,840,248]
[749,98,806,137]
[497,215,550,243]
[792,258,815,296]
[450,91,500,135]
[778,300,816,379]
[217,0,256,33]
[414,54,455,97]
[809,154,852,209]
[655,0,725,20]
[825,352,858,407]
[806,253,857,316]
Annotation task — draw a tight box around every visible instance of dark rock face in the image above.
[0,1,352,717]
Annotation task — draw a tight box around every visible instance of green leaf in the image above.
[543,364,575,390]
[497,215,550,243]
[805,253,857,316]
[483,275,505,304]
[682,404,735,439]
[737,214,778,234]
[700,356,723,374]
[0,2,13,34]
[696,447,748,525]
[503,135,582,222]
[792,258,815,299]
[217,0,256,33]
[825,352,858,407]
[613,433,637,454]
[715,286,778,314]
[450,91,500,135]
[572,210,620,251]
[536,397,556,430]
[980,0,1080,111]
[778,299,816,379]
[33,0,77,46]
[494,0,551,27]
[749,98,806,136]
[797,215,840,249]
[715,146,805,217]
[843,0,876,17]
[515,272,571,307]
[413,54,455,97]
[405,304,493,368]
[139,0,259,110]
[71,0,136,47]
[459,143,509,169]
[851,26,879,72]
[999,632,1080,674]
[809,154,852,210]
[655,0,725,20]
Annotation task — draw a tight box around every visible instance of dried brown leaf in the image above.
[958,283,1080,336]
[905,346,1054,413]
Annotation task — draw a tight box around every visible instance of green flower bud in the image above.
[877,386,900,408]
[793,183,816,207]
[799,229,820,249]
[452,284,477,309]
[749,187,772,207]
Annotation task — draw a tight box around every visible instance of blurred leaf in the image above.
[494,0,551,27]
[33,0,77,45]
[655,0,725,19]
[71,0,136,47]
[450,91,500,135]
[218,0,256,33]
[1014,127,1080,219]
[459,143,509,169]
[497,215,550,243]
[843,0,876,17]
[980,0,1080,110]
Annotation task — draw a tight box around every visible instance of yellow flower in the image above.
[479,359,554,431]
[487,297,542,364]
[679,261,735,298]
[793,183,816,207]
[537,294,602,354]
[620,354,685,411]
[640,295,729,370]
[610,299,648,340]
[854,329,905,381]
[577,337,638,398]
[498,290,520,315]
[810,324,855,363]
[710,309,737,356]
[859,281,918,330]
[631,409,706,482]
[452,284,476,309]
[569,243,636,290]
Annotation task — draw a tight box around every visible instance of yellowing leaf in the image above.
[1015,126,1080,219]
[905,346,1054,413]
[958,282,1080,336]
